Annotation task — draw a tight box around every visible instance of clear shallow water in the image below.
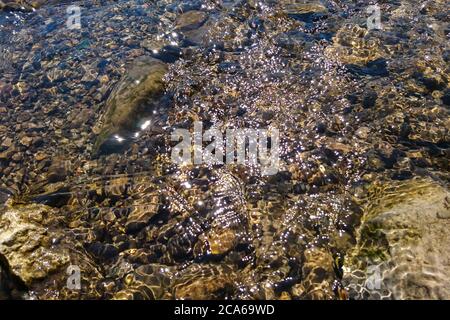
[0,0,448,299]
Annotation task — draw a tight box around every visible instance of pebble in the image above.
[175,10,208,32]
[16,113,31,123]
[0,146,16,160]
[1,137,13,148]
[19,136,33,147]
[355,127,370,139]
[34,152,47,161]
[11,152,23,162]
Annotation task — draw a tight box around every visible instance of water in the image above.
[0,0,448,299]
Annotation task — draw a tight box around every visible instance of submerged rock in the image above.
[0,0,46,11]
[113,264,173,300]
[0,202,103,299]
[172,264,238,299]
[175,10,208,33]
[325,24,386,67]
[93,56,168,155]
[0,203,69,286]
[174,10,210,45]
[343,179,450,299]
[279,0,328,28]
[125,192,161,234]
[281,0,327,17]
[292,247,335,299]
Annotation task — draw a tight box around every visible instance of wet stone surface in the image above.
[343,179,450,300]
[0,0,449,300]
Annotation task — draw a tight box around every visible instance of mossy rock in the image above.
[93,56,168,155]
[343,178,450,299]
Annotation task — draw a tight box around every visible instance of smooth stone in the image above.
[93,56,168,155]
[174,10,210,46]
[0,149,12,160]
[175,11,208,33]
[0,1,32,11]
[442,89,450,106]
[355,127,370,139]
[125,202,159,234]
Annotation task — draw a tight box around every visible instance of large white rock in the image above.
[343,179,450,299]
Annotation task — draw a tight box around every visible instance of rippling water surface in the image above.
[0,0,448,299]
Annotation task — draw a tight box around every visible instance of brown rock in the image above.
[19,136,33,147]
[0,145,18,160]
[1,137,12,148]
[175,11,208,32]
[34,152,47,161]
[16,113,31,123]
[0,204,70,285]
[11,152,23,162]
[207,228,237,255]
[355,127,370,140]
